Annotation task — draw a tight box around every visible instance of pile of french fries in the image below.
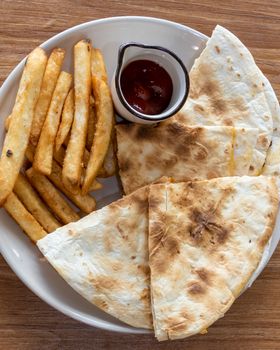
[0,40,116,242]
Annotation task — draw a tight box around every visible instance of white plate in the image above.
[0,16,279,335]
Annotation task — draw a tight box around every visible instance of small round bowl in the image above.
[111,42,190,124]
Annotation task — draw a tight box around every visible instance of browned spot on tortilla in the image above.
[137,264,150,276]
[194,104,205,113]
[188,282,205,295]
[201,80,220,97]
[259,134,269,148]
[249,165,255,172]
[111,261,123,272]
[196,268,212,285]
[93,298,109,311]
[179,310,195,323]
[211,99,227,114]
[194,147,208,161]
[231,97,248,112]
[207,170,219,179]
[165,316,188,331]
[236,73,241,78]
[240,52,243,57]
[166,236,180,255]
[174,111,187,124]
[140,288,150,302]
[189,208,229,246]
[116,222,128,240]
[118,157,131,172]
[146,152,178,171]
[215,45,221,54]
[150,219,181,274]
[168,321,188,333]
[91,275,121,292]
[189,64,221,100]
[135,125,157,140]
[224,118,233,126]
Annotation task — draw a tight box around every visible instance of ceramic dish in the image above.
[0,16,279,334]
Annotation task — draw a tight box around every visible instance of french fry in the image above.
[5,114,12,131]
[86,96,95,150]
[48,160,96,213]
[14,173,61,232]
[83,145,109,178]
[33,71,72,175]
[26,144,101,193]
[55,88,74,152]
[91,48,107,82]
[4,192,47,242]
[82,79,114,194]
[62,39,91,191]
[30,48,65,145]
[0,47,47,206]
[26,168,80,225]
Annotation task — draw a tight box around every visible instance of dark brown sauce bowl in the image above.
[111,42,190,124]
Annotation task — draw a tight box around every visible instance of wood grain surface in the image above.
[0,1,280,349]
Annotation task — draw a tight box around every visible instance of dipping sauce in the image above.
[120,59,173,115]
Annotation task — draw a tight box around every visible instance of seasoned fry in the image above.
[86,96,95,150]
[14,173,61,232]
[62,39,91,190]
[48,160,96,213]
[55,88,74,152]
[82,78,114,194]
[26,168,80,225]
[5,114,12,131]
[30,48,65,145]
[33,71,72,175]
[0,47,47,206]
[4,192,47,242]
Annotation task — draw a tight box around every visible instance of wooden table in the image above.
[1,1,280,349]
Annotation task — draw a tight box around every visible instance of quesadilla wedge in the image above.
[172,25,273,175]
[149,176,278,341]
[37,186,153,329]
[116,122,258,194]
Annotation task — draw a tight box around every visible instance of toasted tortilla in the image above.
[37,186,153,329]
[172,25,273,175]
[149,176,278,341]
[116,122,258,194]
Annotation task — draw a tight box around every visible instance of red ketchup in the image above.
[120,59,173,115]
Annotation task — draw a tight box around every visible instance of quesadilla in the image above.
[116,121,258,194]
[37,186,153,329]
[149,176,278,341]
[172,25,273,175]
